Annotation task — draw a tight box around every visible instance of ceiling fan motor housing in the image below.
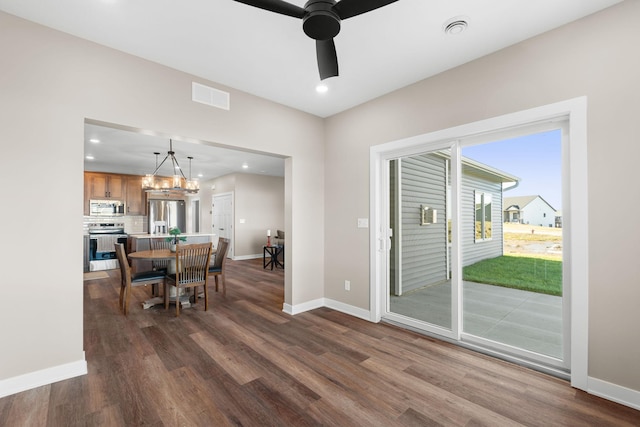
[303,0,340,40]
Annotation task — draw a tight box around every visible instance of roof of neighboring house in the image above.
[504,195,557,212]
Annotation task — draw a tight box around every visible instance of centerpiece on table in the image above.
[166,227,187,252]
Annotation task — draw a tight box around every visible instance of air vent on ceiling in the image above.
[192,82,230,110]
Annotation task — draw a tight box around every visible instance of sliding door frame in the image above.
[369,97,588,390]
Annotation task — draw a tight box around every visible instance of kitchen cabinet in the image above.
[125,175,146,215]
[86,173,124,200]
[84,172,185,215]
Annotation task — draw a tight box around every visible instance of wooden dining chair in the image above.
[164,242,212,316]
[114,243,165,315]
[151,238,171,271]
[208,237,230,296]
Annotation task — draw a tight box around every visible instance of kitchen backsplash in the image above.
[83,216,147,234]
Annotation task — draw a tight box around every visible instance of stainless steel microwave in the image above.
[89,200,125,216]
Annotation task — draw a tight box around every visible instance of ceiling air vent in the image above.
[443,17,468,35]
[192,82,230,110]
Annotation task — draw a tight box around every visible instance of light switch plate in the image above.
[357,218,369,228]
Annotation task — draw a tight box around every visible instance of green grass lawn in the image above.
[463,255,562,296]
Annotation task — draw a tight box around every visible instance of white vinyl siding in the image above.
[397,154,449,293]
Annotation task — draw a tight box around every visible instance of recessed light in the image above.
[242,163,249,169]
[443,17,468,35]
[316,83,328,94]
[89,138,100,143]
[85,155,94,160]
[197,173,203,178]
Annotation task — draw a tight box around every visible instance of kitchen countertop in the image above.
[129,233,215,239]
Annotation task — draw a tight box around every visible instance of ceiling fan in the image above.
[233,0,399,80]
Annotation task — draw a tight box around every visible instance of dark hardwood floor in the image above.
[1,258,638,426]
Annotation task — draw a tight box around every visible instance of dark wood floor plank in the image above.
[190,331,263,385]
[243,377,320,427]
[167,366,233,426]
[1,258,637,426]
[233,298,290,324]
[0,385,50,426]
[361,356,525,426]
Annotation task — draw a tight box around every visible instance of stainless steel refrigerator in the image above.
[148,199,186,234]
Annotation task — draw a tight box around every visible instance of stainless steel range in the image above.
[88,223,128,270]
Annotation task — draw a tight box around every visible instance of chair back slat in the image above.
[174,243,212,286]
[151,238,171,270]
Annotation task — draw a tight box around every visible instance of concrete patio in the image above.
[390,281,563,359]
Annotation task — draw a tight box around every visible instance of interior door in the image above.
[212,193,233,258]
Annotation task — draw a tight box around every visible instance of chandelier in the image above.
[141,139,199,194]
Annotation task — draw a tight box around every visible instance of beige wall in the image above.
[0,11,324,381]
[235,174,285,256]
[324,1,640,392]
[203,173,285,258]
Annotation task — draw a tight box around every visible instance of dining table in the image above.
[127,248,185,309]
[127,247,217,309]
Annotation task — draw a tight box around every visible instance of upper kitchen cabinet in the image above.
[86,172,124,200]
[125,175,146,215]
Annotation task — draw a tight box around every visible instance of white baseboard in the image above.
[0,355,87,398]
[323,298,372,321]
[233,253,262,261]
[589,376,640,410]
[282,298,324,315]
[282,298,371,321]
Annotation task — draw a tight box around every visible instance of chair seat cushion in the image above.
[208,267,222,273]
[131,270,165,282]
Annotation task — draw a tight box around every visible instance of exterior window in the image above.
[475,191,492,241]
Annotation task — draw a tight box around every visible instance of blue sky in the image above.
[462,129,562,210]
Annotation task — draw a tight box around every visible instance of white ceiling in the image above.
[0,0,621,180]
[84,122,285,182]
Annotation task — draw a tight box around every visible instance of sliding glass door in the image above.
[388,149,454,333]
[383,127,569,373]
[460,132,565,368]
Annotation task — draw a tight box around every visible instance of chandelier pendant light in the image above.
[141,139,199,194]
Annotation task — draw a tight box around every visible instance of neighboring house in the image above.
[503,195,557,227]
[390,152,518,294]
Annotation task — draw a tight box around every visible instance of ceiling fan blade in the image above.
[316,39,338,80]
[332,0,398,20]
[233,0,305,19]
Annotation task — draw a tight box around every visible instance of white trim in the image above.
[324,299,371,321]
[370,97,589,390]
[233,253,262,261]
[282,298,323,315]
[566,99,589,390]
[282,298,371,321]
[589,377,640,411]
[369,148,384,322]
[282,303,294,315]
[0,356,87,398]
